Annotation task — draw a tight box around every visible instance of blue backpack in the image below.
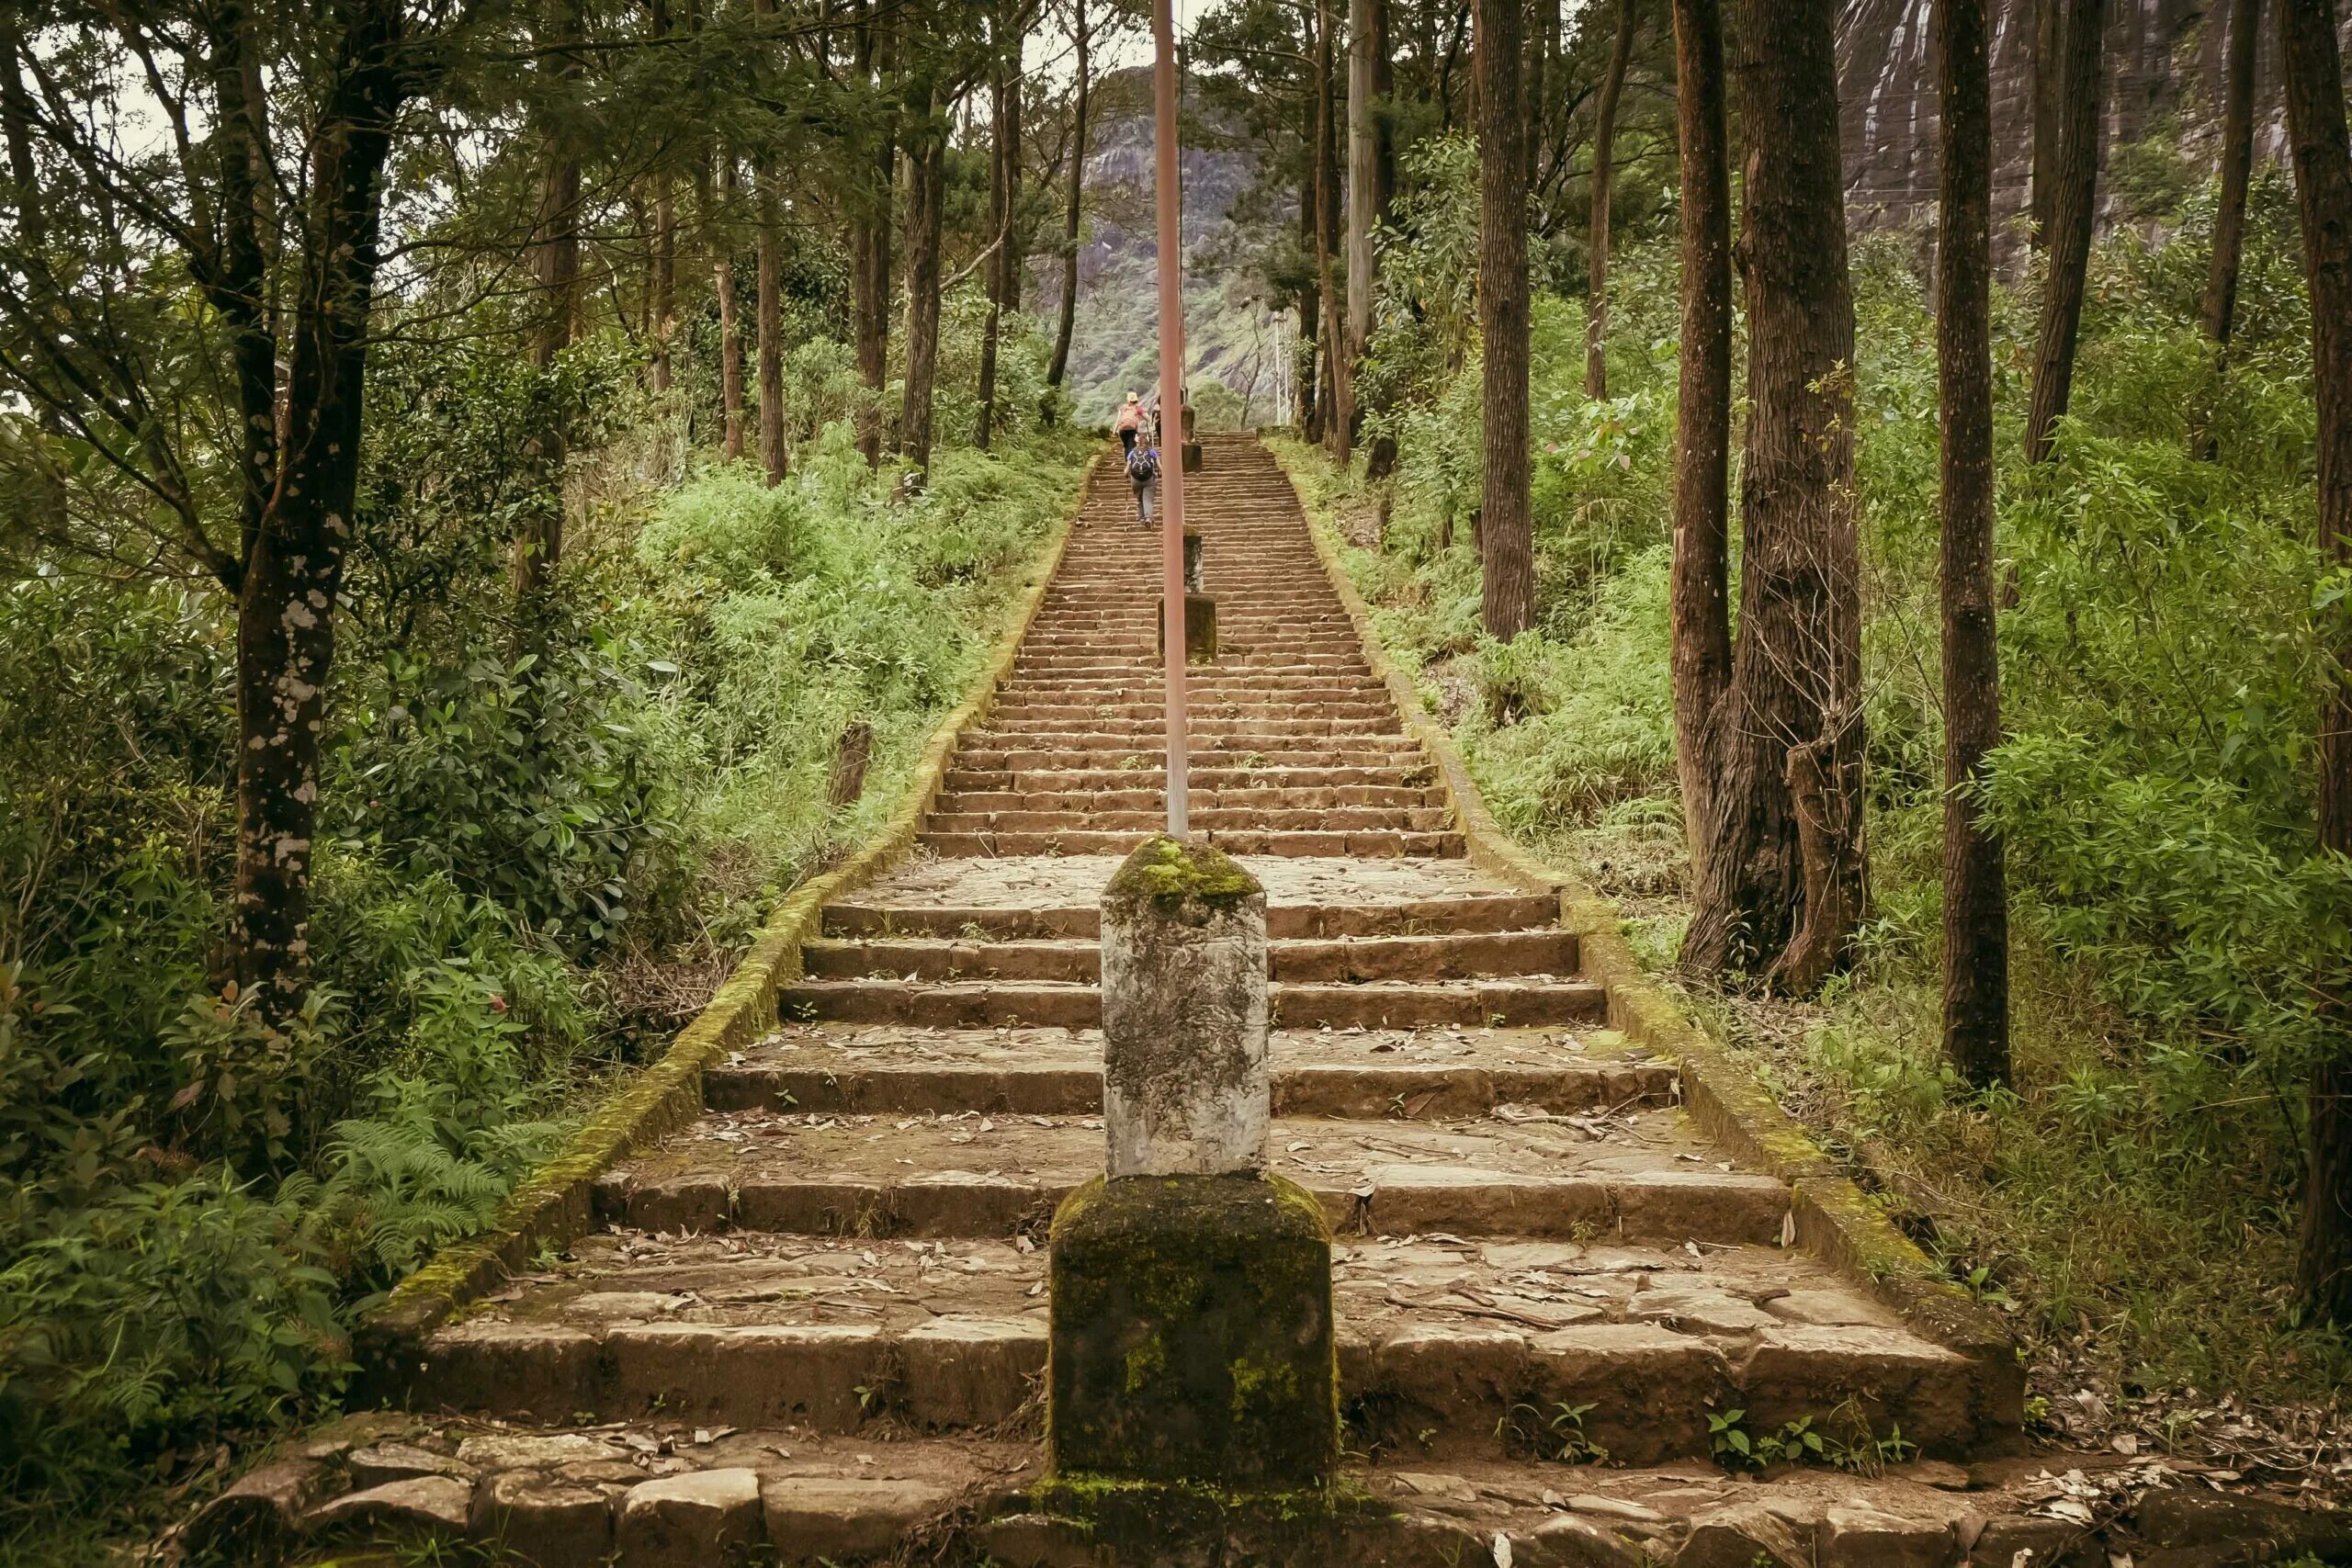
[1125,445,1159,482]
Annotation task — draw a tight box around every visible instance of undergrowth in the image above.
[1279,149,2352,1438]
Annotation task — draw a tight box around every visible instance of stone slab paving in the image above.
[216,439,2070,1566]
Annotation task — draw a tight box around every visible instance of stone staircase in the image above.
[277,434,2024,1567]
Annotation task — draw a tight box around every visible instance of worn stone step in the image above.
[937,785,1446,814]
[799,929,1576,985]
[705,1022,1665,1118]
[783,975,1599,1029]
[920,807,1454,836]
[591,1108,1776,1244]
[943,764,1438,793]
[400,1234,1993,1462]
[915,828,1469,858]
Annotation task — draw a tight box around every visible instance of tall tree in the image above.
[515,0,584,601]
[976,11,1021,451]
[1315,0,1351,459]
[752,0,787,485]
[2193,0,2260,458]
[649,0,677,393]
[2030,0,2061,249]
[2278,0,2352,1327]
[716,153,747,460]
[1668,0,1732,879]
[1345,0,1385,406]
[1046,0,1091,406]
[1935,0,2008,1084]
[1681,0,1864,994]
[899,75,947,473]
[1584,0,1635,399]
[1473,0,1534,637]
[0,0,435,1017]
[2023,0,2108,466]
[849,0,894,466]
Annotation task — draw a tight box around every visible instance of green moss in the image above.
[1047,1173,1336,1488]
[1102,834,1262,912]
[1024,1472,1391,1564]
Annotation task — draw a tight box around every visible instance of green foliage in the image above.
[1288,166,2352,1416]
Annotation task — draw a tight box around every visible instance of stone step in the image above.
[949,745,1426,773]
[400,1234,1993,1463]
[915,828,1469,857]
[799,929,1577,985]
[705,1022,1665,1118]
[590,1108,1769,1243]
[822,888,1560,941]
[937,784,1447,813]
[781,976,1600,1029]
[920,807,1456,836]
[942,764,1438,793]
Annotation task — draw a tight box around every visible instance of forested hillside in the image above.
[6,0,2352,1558]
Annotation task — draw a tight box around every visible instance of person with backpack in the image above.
[1114,392,1144,457]
[1125,434,1161,527]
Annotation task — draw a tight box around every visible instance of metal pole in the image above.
[1151,0,1190,839]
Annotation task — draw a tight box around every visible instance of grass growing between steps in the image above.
[1271,185,2352,1480]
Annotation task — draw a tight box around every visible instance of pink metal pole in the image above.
[1151,0,1190,839]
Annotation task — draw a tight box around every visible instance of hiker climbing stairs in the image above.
[253,434,2021,1567]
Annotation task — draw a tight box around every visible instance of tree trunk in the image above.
[755,169,787,483]
[1299,173,1323,442]
[2030,0,2061,250]
[1346,0,1383,383]
[717,154,746,460]
[233,4,404,1019]
[752,0,786,484]
[2278,0,2352,1327]
[514,0,582,601]
[1046,0,1089,405]
[1936,0,2008,1085]
[1473,0,1533,639]
[1316,0,1351,461]
[1669,0,1733,882]
[1585,0,1634,400]
[2193,0,2260,457]
[2023,0,2107,467]
[900,81,946,473]
[976,33,1011,450]
[1681,0,1864,992]
[850,0,893,467]
[650,0,676,392]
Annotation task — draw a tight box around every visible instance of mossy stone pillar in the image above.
[1047,836,1338,1488]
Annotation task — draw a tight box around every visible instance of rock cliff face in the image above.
[1834,0,2323,247]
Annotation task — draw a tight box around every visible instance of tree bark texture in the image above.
[1299,174,1323,441]
[650,0,676,392]
[2030,0,2061,249]
[850,1,893,466]
[755,167,787,483]
[2278,0,2352,1328]
[515,0,582,600]
[1473,0,1533,639]
[1669,0,1732,883]
[1316,0,1351,460]
[1935,0,2009,1085]
[900,82,946,472]
[234,0,405,1017]
[1047,0,1089,400]
[976,36,1018,450]
[2192,0,2261,460]
[2023,0,2108,467]
[1585,0,1635,400]
[717,155,746,460]
[1346,0,1384,373]
[1681,0,1865,993]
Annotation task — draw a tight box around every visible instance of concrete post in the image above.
[1046,836,1337,1491]
[1099,836,1268,1176]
